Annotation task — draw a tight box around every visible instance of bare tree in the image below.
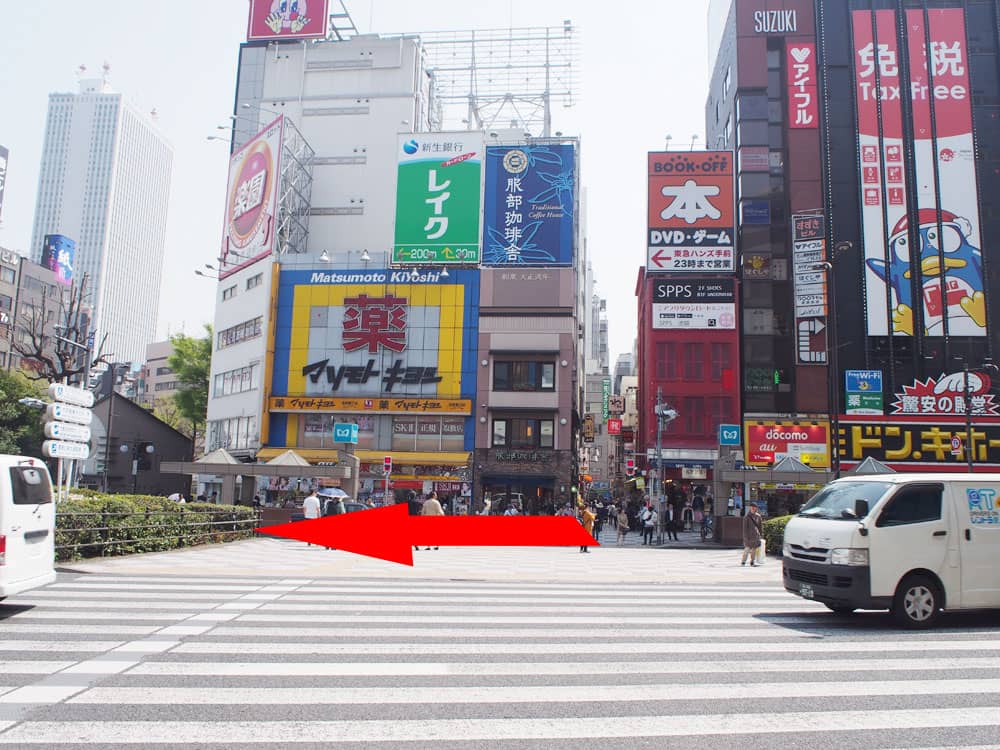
[13,272,110,383]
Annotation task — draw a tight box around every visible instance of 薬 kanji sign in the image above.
[393,133,482,265]
[647,151,734,273]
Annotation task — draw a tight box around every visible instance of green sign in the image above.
[393,134,482,265]
[845,392,883,414]
[745,367,776,393]
[602,379,611,420]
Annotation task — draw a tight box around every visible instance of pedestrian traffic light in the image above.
[625,458,635,477]
[137,442,154,471]
[383,455,392,474]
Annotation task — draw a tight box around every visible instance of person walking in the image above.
[421,491,445,550]
[301,490,321,546]
[641,504,656,546]
[578,500,596,553]
[741,502,764,566]
[616,507,629,545]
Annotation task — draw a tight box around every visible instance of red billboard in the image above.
[607,419,622,436]
[853,8,985,338]
[247,0,330,42]
[786,42,817,129]
[220,117,283,279]
[647,151,735,273]
[744,420,830,467]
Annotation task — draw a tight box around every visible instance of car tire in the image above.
[825,604,856,615]
[892,574,942,629]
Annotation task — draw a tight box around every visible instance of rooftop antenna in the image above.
[102,61,111,84]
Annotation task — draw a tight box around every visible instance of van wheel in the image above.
[825,605,855,615]
[892,574,941,629]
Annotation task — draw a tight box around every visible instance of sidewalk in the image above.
[588,524,736,550]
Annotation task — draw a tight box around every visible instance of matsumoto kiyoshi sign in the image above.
[269,268,480,414]
[393,133,482,265]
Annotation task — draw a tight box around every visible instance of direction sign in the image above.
[47,382,95,408]
[45,402,92,426]
[44,422,92,443]
[42,440,91,460]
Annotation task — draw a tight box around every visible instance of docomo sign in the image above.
[745,422,830,467]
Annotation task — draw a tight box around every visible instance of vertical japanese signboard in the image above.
[393,133,482,265]
[0,145,8,221]
[792,214,827,365]
[247,0,330,41]
[853,8,985,337]
[786,42,818,129]
[220,116,282,280]
[482,145,575,266]
[41,235,75,286]
[647,151,734,272]
[602,379,611,420]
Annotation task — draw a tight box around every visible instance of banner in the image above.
[483,145,574,266]
[841,415,1000,469]
[744,420,830,467]
[647,151,734,272]
[853,8,985,337]
[651,278,735,330]
[787,42,818,129]
[41,234,75,286]
[393,133,482,265]
[220,116,282,279]
[247,0,329,41]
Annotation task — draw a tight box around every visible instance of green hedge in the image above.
[56,493,257,562]
[762,514,794,555]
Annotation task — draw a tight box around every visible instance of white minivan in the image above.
[783,473,1000,628]
[0,455,57,601]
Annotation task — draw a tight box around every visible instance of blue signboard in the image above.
[845,370,883,393]
[740,200,770,225]
[333,422,359,444]
[718,423,742,446]
[482,145,575,266]
[41,234,75,286]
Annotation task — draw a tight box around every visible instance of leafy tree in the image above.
[0,369,46,457]
[13,272,110,383]
[167,325,212,448]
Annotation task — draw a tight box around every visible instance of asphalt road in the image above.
[0,539,998,748]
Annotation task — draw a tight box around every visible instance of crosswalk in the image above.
[1,551,999,748]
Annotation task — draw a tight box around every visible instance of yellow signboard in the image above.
[269,396,471,415]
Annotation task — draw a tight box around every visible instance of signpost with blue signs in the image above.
[333,423,359,444]
[718,424,742,446]
[845,370,883,415]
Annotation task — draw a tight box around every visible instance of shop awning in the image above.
[255,448,470,465]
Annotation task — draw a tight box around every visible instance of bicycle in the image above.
[700,514,714,542]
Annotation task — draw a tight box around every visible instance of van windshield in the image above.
[10,466,53,505]
[798,481,890,520]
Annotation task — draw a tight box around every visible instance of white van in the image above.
[783,473,1000,628]
[0,455,57,600]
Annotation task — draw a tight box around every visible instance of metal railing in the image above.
[55,508,261,559]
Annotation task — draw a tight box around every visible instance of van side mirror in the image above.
[854,499,869,519]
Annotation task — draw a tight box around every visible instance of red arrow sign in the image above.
[257,503,599,565]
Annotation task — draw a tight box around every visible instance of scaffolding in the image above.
[325,0,359,41]
[418,22,580,137]
[275,118,315,257]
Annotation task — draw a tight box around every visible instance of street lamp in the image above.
[652,389,678,542]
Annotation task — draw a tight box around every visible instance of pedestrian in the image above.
[324,495,345,516]
[741,502,764,566]
[301,490,321,546]
[616,506,629,545]
[578,500,596,553]
[692,492,705,526]
[421,491,444,550]
[641,504,656,545]
[594,503,606,541]
[666,495,680,541]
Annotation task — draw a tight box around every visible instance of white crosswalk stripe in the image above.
[0,553,999,748]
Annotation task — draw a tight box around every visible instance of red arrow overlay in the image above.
[257,503,599,565]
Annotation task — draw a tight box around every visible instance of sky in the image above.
[0,0,712,366]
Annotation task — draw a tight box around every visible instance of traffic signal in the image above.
[625,458,635,477]
[137,442,154,471]
[383,455,392,474]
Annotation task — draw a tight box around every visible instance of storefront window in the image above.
[491,418,554,449]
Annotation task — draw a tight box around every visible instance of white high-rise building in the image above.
[30,78,173,364]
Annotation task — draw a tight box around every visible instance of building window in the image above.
[655,342,678,380]
[710,343,731,381]
[155,366,172,376]
[683,397,705,435]
[222,285,237,301]
[207,415,257,451]
[723,66,731,96]
[0,294,11,311]
[217,316,263,349]
[0,267,15,284]
[491,418,554,449]
[684,343,703,380]
[212,363,260,397]
[246,273,263,290]
[493,361,555,392]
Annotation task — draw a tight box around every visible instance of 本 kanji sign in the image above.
[393,133,482,265]
[483,145,575,266]
[647,151,734,272]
